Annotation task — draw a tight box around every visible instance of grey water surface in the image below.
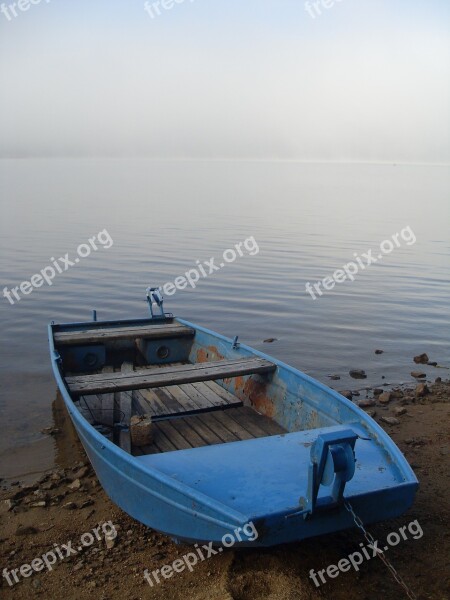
[0,159,449,480]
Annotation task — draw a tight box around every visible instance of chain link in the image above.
[344,500,417,600]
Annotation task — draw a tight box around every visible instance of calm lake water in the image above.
[0,159,449,481]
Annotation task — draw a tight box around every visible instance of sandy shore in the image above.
[1,379,449,600]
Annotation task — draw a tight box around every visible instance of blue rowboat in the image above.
[48,288,418,547]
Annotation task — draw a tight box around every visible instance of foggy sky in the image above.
[0,0,449,162]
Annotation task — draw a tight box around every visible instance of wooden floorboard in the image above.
[155,421,193,450]
[167,417,209,449]
[174,383,217,409]
[164,385,204,412]
[138,388,169,416]
[126,374,243,421]
[239,406,287,436]
[209,409,256,441]
[152,427,179,453]
[132,405,287,455]
[186,415,225,446]
[197,412,241,443]
[201,380,240,405]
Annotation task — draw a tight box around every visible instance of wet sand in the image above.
[1,380,449,600]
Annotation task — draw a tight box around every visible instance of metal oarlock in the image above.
[146,287,165,319]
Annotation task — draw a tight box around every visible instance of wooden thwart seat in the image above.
[66,357,276,396]
[54,323,195,346]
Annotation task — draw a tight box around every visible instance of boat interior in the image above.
[55,319,286,456]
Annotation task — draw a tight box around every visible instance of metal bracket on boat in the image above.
[300,428,358,518]
[146,287,165,319]
[52,350,62,365]
[232,336,240,349]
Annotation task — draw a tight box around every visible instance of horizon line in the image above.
[0,156,449,167]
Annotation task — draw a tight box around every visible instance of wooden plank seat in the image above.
[54,323,195,346]
[66,357,276,396]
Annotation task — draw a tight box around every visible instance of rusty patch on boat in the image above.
[244,377,274,418]
[233,376,245,392]
[196,345,224,363]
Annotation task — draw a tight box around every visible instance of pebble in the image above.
[63,501,77,510]
[328,375,340,380]
[16,525,39,535]
[373,388,383,396]
[375,349,384,354]
[73,561,84,572]
[51,470,65,481]
[379,392,392,404]
[41,481,57,491]
[411,371,426,378]
[4,499,16,511]
[40,427,61,436]
[394,407,407,416]
[68,479,81,490]
[349,369,367,379]
[415,383,429,398]
[381,416,400,425]
[358,399,376,408]
[73,461,87,470]
[413,353,429,364]
[427,361,438,367]
[340,390,353,400]
[72,466,90,480]
[263,338,277,343]
[435,377,442,383]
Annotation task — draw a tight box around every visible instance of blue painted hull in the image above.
[49,317,418,547]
